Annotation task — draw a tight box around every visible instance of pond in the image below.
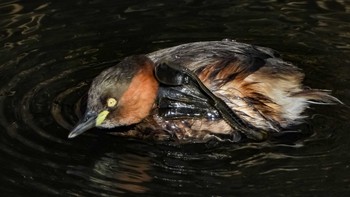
[0,0,350,196]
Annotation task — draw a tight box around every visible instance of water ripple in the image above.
[0,0,349,196]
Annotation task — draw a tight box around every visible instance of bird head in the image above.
[68,55,158,138]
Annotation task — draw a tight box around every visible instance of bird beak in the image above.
[68,112,98,139]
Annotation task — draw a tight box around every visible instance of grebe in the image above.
[68,40,341,142]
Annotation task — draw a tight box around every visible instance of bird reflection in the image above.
[91,152,152,193]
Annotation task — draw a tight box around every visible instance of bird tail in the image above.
[292,89,343,105]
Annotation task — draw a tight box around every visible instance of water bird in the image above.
[68,40,341,142]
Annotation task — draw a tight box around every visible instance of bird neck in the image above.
[116,58,159,125]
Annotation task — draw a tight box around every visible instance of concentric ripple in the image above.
[0,0,349,196]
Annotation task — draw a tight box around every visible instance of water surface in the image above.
[1,0,350,196]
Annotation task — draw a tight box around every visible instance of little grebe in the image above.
[68,40,341,142]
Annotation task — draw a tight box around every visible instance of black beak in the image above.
[68,112,97,138]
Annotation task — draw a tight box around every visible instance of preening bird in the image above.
[68,40,341,142]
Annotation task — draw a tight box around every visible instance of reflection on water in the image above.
[67,144,153,194]
[0,0,350,196]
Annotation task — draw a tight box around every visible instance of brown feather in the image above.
[195,57,341,131]
[292,89,343,104]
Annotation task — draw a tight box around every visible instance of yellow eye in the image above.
[107,98,117,108]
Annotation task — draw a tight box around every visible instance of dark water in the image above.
[1,0,350,196]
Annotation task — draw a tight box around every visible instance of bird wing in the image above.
[154,63,267,140]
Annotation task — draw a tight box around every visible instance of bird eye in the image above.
[106,98,117,108]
